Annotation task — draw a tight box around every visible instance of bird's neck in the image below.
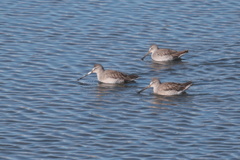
[153,83,160,92]
[96,69,104,80]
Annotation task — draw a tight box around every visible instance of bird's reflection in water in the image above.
[95,82,131,98]
[149,92,193,108]
[150,59,186,71]
[150,94,177,106]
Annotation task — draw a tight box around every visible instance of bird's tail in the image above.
[183,81,193,91]
[129,74,139,81]
[177,50,189,58]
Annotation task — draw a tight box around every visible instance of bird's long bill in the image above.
[141,51,151,61]
[137,85,151,94]
[77,70,93,81]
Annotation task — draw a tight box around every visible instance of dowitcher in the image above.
[141,44,189,61]
[138,78,192,95]
[78,64,138,84]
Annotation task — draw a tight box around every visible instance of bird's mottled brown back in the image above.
[161,82,192,91]
[105,70,137,81]
[156,49,178,56]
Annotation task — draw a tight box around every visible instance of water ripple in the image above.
[0,0,240,159]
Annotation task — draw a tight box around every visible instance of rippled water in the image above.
[1,0,240,159]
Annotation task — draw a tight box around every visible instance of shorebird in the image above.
[141,44,189,61]
[138,78,192,95]
[78,64,138,84]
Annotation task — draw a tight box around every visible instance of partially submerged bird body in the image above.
[78,64,138,84]
[151,48,188,61]
[142,44,188,61]
[138,78,192,96]
[153,81,193,95]
[96,69,138,84]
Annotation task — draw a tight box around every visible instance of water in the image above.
[0,0,240,159]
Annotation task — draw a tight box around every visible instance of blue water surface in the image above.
[0,0,240,159]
